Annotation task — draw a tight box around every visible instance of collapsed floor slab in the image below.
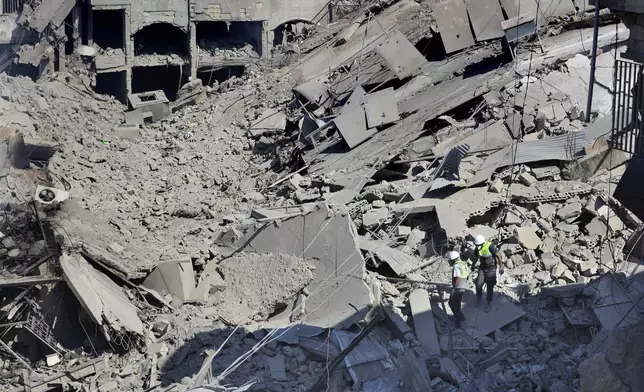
[240,204,374,328]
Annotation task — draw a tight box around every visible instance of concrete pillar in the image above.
[56,42,66,71]
[87,3,93,46]
[190,21,198,78]
[262,21,270,58]
[125,7,133,97]
[72,5,80,51]
[126,67,132,95]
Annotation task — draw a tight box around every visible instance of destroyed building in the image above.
[3,0,644,391]
[0,0,330,102]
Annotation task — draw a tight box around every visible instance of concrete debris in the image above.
[409,289,440,357]
[0,2,638,391]
[60,252,144,336]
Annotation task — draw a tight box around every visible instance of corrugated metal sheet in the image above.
[498,117,611,167]
[467,117,612,186]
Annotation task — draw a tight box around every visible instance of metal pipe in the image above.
[585,0,600,122]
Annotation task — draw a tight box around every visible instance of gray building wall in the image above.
[191,0,328,30]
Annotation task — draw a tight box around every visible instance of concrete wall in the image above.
[131,0,190,32]
[190,0,328,30]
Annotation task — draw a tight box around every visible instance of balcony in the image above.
[611,58,644,155]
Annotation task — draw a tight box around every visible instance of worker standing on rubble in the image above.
[473,235,503,313]
[447,250,469,328]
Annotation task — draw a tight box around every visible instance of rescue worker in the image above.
[473,235,503,313]
[447,250,469,328]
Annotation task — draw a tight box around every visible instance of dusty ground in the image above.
[0,66,296,271]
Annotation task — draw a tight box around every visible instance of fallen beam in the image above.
[0,276,63,288]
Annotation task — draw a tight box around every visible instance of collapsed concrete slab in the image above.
[59,252,143,336]
[241,204,374,328]
[409,289,440,357]
[455,291,525,338]
[143,258,196,304]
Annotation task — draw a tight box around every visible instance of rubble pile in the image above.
[2,0,644,391]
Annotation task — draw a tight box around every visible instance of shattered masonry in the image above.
[1,0,644,391]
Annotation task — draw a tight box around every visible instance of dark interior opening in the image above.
[132,65,187,101]
[4,62,41,81]
[415,35,446,61]
[64,12,74,54]
[134,23,188,56]
[96,71,127,103]
[197,66,245,86]
[272,21,308,47]
[196,21,263,55]
[93,9,125,50]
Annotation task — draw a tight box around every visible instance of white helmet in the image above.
[474,235,486,246]
[447,251,460,261]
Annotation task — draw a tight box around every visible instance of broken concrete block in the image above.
[489,178,504,193]
[552,263,568,278]
[372,200,386,209]
[46,353,61,366]
[397,225,412,236]
[504,210,523,225]
[540,236,556,253]
[114,124,141,140]
[243,191,266,202]
[538,102,567,124]
[607,215,625,232]
[537,204,557,219]
[409,289,440,357]
[266,354,287,381]
[362,208,388,227]
[541,253,560,270]
[535,271,551,282]
[557,202,582,221]
[585,217,608,237]
[515,227,542,250]
[1,237,16,249]
[557,222,579,234]
[143,258,196,303]
[522,114,535,133]
[518,172,537,186]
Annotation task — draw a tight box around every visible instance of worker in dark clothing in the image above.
[473,235,504,313]
[447,250,469,328]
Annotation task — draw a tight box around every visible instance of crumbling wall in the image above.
[191,0,327,30]
[131,0,190,33]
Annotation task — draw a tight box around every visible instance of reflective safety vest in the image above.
[477,241,496,269]
[453,260,470,279]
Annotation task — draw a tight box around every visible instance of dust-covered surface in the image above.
[1,1,644,391]
[214,253,315,324]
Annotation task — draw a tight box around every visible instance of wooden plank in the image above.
[464,0,504,41]
[432,0,475,54]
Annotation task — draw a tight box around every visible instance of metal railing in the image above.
[611,58,644,155]
[1,0,24,14]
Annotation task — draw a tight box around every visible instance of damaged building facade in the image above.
[1,0,331,102]
[5,0,644,391]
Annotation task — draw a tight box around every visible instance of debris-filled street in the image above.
[2,0,644,391]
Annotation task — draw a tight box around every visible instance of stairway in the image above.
[24,311,64,355]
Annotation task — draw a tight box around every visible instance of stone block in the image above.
[515,226,542,250]
[518,172,537,186]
